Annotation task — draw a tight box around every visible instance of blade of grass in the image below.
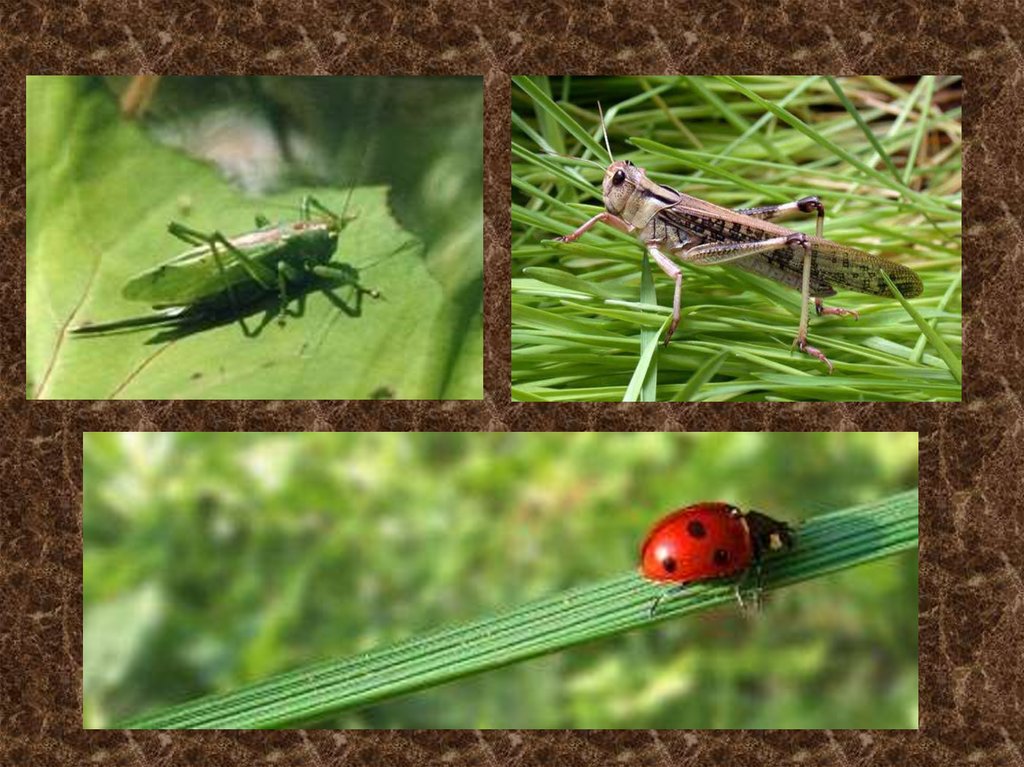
[624,251,662,402]
[119,491,918,729]
[911,270,962,364]
[671,350,730,401]
[717,76,952,214]
[685,76,787,163]
[902,76,937,187]
[513,76,610,163]
[825,76,902,183]
[880,270,961,385]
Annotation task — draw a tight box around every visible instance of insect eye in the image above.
[612,170,626,186]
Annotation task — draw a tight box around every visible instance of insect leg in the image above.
[167,224,253,325]
[814,296,859,319]
[276,260,306,319]
[168,221,212,246]
[792,234,834,373]
[645,242,684,345]
[675,235,797,267]
[168,224,275,335]
[306,196,357,227]
[649,583,689,617]
[732,582,748,610]
[313,264,381,300]
[167,222,277,291]
[731,562,764,611]
[718,200,856,322]
[204,238,256,337]
[677,235,835,371]
[734,196,825,238]
[207,233,276,290]
[556,211,635,243]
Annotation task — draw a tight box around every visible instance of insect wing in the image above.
[659,198,794,244]
[803,238,923,298]
[121,233,281,305]
[733,253,837,296]
[657,200,922,299]
[121,244,230,304]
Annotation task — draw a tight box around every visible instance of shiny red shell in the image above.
[640,502,755,583]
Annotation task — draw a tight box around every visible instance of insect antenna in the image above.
[360,238,418,276]
[597,101,614,163]
[336,180,358,226]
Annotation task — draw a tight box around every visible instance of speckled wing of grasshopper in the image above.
[557,159,923,372]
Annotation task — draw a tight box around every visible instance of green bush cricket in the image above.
[72,194,380,336]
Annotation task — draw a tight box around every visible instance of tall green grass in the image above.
[511,76,962,402]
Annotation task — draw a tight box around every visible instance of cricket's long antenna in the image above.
[598,102,614,162]
[357,238,417,274]
[339,182,356,222]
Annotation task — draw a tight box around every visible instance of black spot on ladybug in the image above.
[661,556,677,573]
[713,548,730,566]
[686,519,707,538]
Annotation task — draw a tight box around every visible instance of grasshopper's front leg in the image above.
[645,242,684,346]
[556,211,636,243]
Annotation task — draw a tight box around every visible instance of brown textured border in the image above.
[1,2,1017,765]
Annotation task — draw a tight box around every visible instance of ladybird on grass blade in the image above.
[639,502,794,617]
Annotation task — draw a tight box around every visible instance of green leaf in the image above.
[118,489,917,729]
[27,77,480,399]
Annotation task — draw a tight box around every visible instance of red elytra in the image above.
[639,502,793,615]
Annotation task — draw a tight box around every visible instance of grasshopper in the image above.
[71,195,380,335]
[556,125,924,372]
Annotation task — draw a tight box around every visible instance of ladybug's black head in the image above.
[744,510,794,560]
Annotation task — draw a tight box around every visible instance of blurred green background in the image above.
[28,76,482,399]
[84,432,918,728]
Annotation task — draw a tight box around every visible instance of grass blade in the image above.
[881,270,961,385]
[119,491,919,729]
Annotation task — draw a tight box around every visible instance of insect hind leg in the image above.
[791,234,834,373]
[814,297,859,320]
[169,222,275,337]
[204,238,259,337]
[305,195,357,227]
[168,221,211,246]
[735,196,825,238]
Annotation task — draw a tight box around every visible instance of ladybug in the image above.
[639,502,794,616]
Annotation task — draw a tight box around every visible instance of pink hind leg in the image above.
[814,297,859,320]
